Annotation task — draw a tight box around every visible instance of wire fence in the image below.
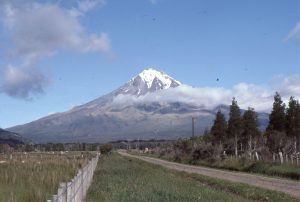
[0,151,95,163]
[272,151,300,165]
[47,154,99,202]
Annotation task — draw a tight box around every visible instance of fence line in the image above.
[47,154,99,202]
[0,152,94,163]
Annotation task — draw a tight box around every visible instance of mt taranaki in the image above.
[8,68,268,143]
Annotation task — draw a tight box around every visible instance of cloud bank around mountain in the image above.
[0,0,110,99]
[113,75,300,112]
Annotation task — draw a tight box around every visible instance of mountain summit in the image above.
[115,68,181,96]
[74,68,181,110]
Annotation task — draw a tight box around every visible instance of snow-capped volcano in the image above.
[7,67,269,143]
[115,68,181,96]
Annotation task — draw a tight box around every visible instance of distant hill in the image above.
[8,68,269,143]
[0,128,25,146]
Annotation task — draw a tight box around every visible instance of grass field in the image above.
[0,152,92,202]
[86,153,298,202]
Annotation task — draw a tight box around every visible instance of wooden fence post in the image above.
[79,169,83,201]
[279,152,283,164]
[47,155,99,202]
[66,182,72,202]
[75,172,79,202]
[52,195,58,202]
[58,182,67,202]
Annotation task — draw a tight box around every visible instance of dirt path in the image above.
[118,151,300,199]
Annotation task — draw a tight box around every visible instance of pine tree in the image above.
[227,98,242,157]
[286,97,297,137]
[242,107,260,156]
[266,92,287,155]
[202,127,212,142]
[267,92,286,132]
[286,97,298,151]
[210,110,227,146]
[295,101,300,151]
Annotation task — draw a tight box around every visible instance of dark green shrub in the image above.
[100,144,113,155]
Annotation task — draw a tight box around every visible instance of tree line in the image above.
[208,92,300,161]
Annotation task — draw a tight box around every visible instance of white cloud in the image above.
[286,21,300,43]
[82,33,111,53]
[113,76,300,112]
[70,0,106,17]
[0,65,48,100]
[231,83,273,111]
[2,1,111,59]
[275,75,300,98]
[0,0,111,99]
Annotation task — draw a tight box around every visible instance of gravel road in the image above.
[118,151,300,199]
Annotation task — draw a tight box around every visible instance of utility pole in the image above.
[192,117,196,138]
[127,138,130,150]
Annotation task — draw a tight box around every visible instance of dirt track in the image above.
[118,151,300,199]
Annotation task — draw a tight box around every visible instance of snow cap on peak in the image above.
[137,68,181,88]
[116,67,182,97]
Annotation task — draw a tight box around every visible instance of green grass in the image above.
[0,152,90,202]
[189,158,300,181]
[86,153,298,202]
[248,162,300,180]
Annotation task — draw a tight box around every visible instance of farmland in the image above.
[0,152,93,202]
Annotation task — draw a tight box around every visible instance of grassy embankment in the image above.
[86,153,298,202]
[130,151,300,181]
[191,158,300,180]
[0,152,91,202]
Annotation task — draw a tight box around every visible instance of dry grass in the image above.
[0,152,93,202]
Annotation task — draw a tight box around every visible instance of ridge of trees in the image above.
[208,92,300,162]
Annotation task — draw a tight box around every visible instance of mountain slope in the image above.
[0,128,25,146]
[8,68,268,143]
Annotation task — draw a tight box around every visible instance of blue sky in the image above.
[0,0,300,128]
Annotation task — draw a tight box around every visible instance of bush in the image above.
[100,144,113,155]
[192,143,214,160]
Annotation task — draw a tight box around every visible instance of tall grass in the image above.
[0,152,91,202]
